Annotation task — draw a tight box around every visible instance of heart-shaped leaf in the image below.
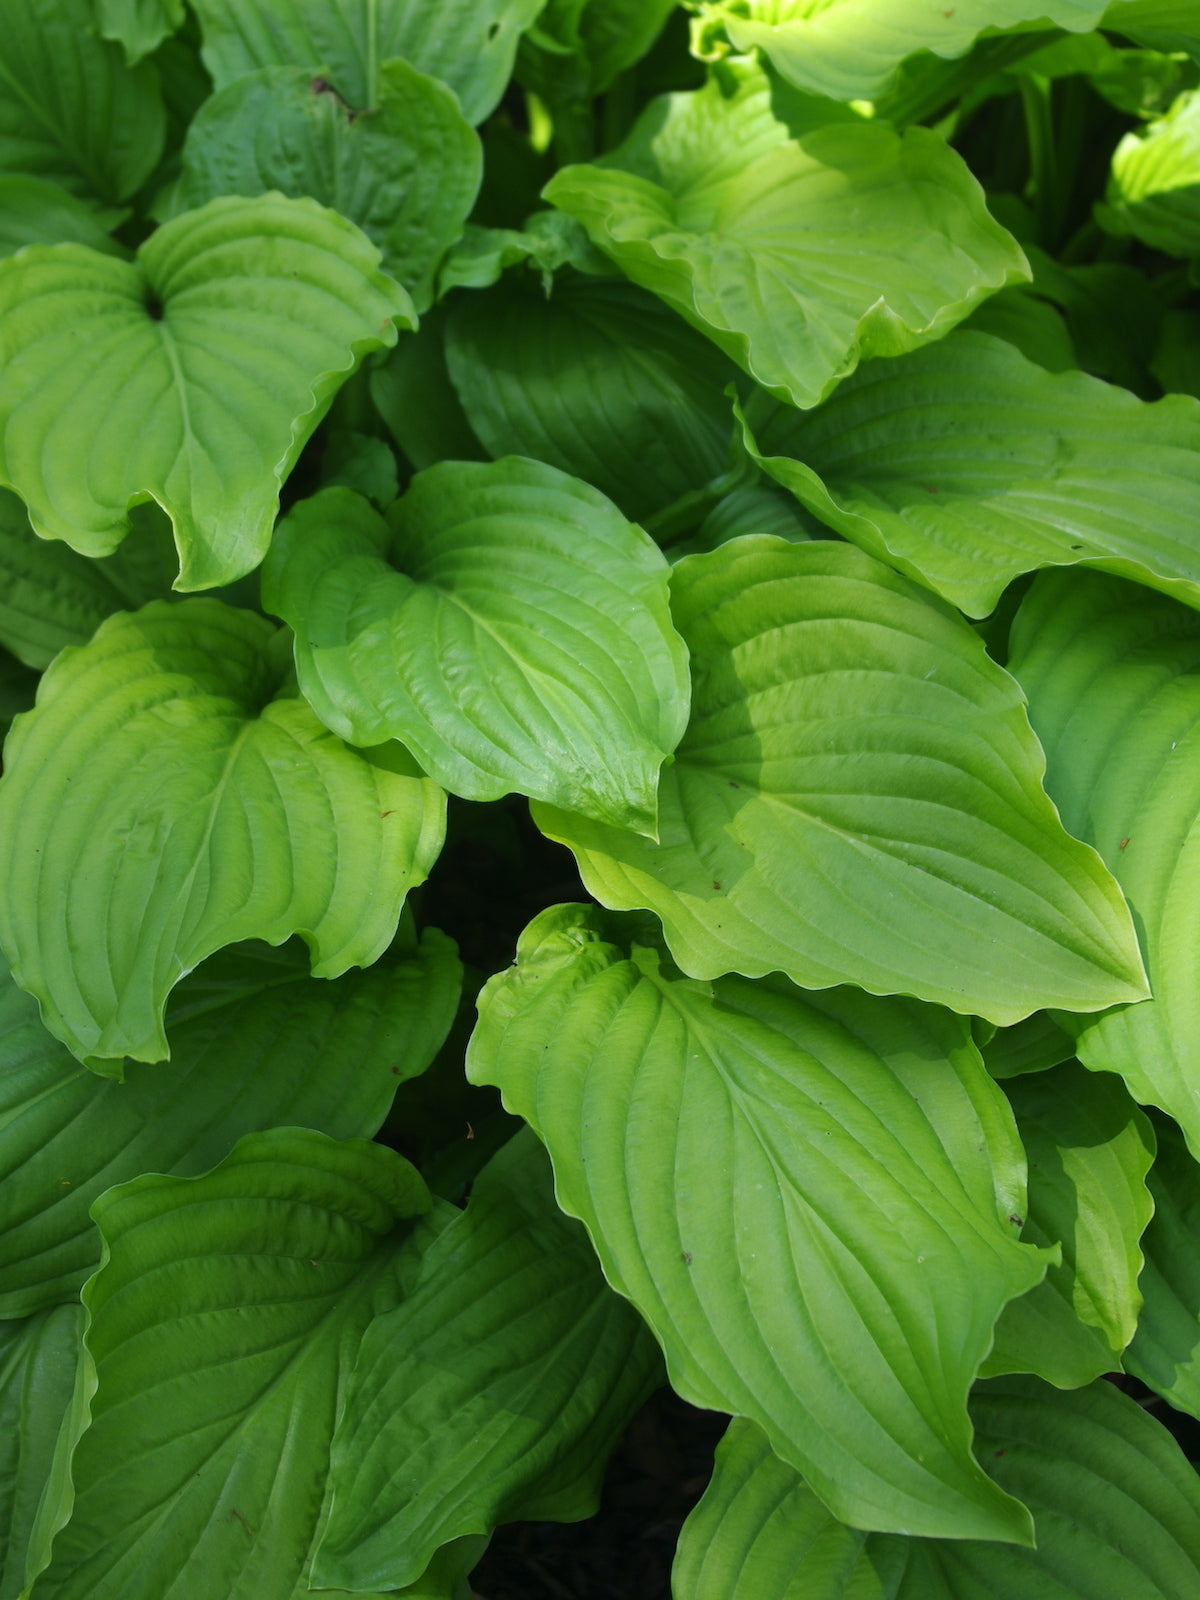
[543,61,1028,409]
[0,600,446,1066]
[0,193,412,591]
[534,538,1147,1026]
[262,466,689,834]
[738,330,1200,619]
[469,903,1048,1543]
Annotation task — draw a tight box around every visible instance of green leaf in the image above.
[24,1128,436,1600]
[673,1376,1200,1599]
[0,650,37,741]
[982,1012,1075,1081]
[1126,1114,1200,1419]
[167,62,481,312]
[670,482,822,561]
[443,274,739,525]
[544,61,1027,409]
[189,0,545,122]
[983,1063,1155,1387]
[0,600,447,1066]
[95,0,185,63]
[1006,568,1200,1154]
[394,1537,490,1600]
[960,283,1077,372]
[0,193,412,592]
[369,306,487,472]
[738,330,1200,621]
[1103,0,1200,58]
[0,1305,81,1600]
[320,428,398,509]
[312,1130,662,1589]
[690,0,1114,103]
[262,467,689,834]
[469,903,1048,1543]
[534,539,1147,1026]
[1100,86,1200,255]
[0,0,164,204]
[0,929,460,1314]
[0,177,125,260]
[518,0,678,102]
[435,213,615,296]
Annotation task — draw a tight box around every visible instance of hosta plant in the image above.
[4,2,1200,1596]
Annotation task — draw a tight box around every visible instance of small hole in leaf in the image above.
[145,294,165,321]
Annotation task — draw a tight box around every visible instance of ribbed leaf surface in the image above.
[534,539,1147,1026]
[313,1132,661,1589]
[469,904,1048,1543]
[262,467,689,834]
[0,600,446,1066]
[0,193,411,590]
[544,62,1027,409]
[740,331,1200,619]
[0,178,124,260]
[1007,568,1200,1152]
[1125,1114,1200,1419]
[673,1377,1200,1599]
[1101,87,1200,256]
[0,931,460,1314]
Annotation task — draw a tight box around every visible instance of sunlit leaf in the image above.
[1100,86,1200,256]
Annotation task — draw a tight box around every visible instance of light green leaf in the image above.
[982,1012,1075,1081]
[0,600,446,1066]
[95,0,185,63]
[544,61,1027,409]
[0,178,125,260]
[394,1537,490,1600]
[189,0,544,122]
[24,1128,437,1600]
[673,1376,1200,1599]
[369,306,487,471]
[689,0,1115,103]
[534,539,1147,1026]
[313,1130,661,1589]
[1100,86,1200,256]
[739,330,1200,621]
[0,0,164,204]
[262,467,689,834]
[1006,568,1200,1155]
[983,1063,1155,1387]
[444,274,739,524]
[469,903,1048,1543]
[0,930,460,1315]
[1125,1113,1200,1419]
[0,193,411,592]
[0,1305,81,1600]
[167,62,481,312]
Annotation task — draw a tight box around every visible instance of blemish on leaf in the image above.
[466,1122,475,1140]
[1119,837,1129,851]
[1008,1214,1023,1227]
[712,880,722,891]
[229,1507,255,1537]
[379,809,395,818]
[993,1448,1006,1457]
[682,1251,693,1265]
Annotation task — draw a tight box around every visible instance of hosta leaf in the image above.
[320,429,398,509]
[983,1063,1155,1387]
[1125,1112,1200,1419]
[673,1377,1200,1599]
[534,539,1147,1026]
[689,1,1118,103]
[544,62,1027,409]
[0,1306,81,1600]
[739,331,1200,621]
[0,600,446,1066]
[0,193,412,591]
[189,0,544,122]
[1006,568,1200,1154]
[262,467,689,834]
[24,1128,436,1600]
[0,651,37,742]
[0,178,125,260]
[0,930,460,1314]
[168,62,481,312]
[672,482,821,561]
[435,213,614,296]
[0,0,164,204]
[469,903,1048,1543]
[313,1131,661,1589]
[369,307,487,472]
[1103,0,1200,57]
[982,1012,1075,1081]
[518,0,678,102]
[95,0,185,63]
[1100,86,1200,256]
[443,274,739,524]
[395,1537,489,1600]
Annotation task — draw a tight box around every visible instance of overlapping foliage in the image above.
[2,2,1200,1596]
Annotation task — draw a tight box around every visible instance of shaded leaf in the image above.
[544,61,1027,409]
[435,213,614,296]
[1125,1112,1200,1419]
[469,903,1047,1543]
[0,193,411,591]
[313,1131,662,1588]
[982,1012,1075,1081]
[739,330,1200,621]
[0,600,446,1066]
[535,538,1147,1026]
[0,930,460,1314]
[0,177,125,260]
[518,0,678,102]
[369,306,487,471]
[262,467,689,834]
[320,429,398,508]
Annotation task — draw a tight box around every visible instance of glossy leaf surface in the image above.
[0,601,446,1065]
[535,539,1147,1026]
